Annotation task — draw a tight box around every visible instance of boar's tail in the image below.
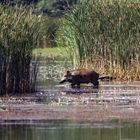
[99,76,115,81]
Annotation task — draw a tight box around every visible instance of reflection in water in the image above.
[0,120,140,140]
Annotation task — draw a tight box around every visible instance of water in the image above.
[0,120,140,140]
[0,56,140,140]
[36,81,140,105]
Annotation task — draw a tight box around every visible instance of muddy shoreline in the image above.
[0,100,140,122]
[0,81,140,122]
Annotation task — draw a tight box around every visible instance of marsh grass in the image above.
[0,5,48,95]
[57,0,140,80]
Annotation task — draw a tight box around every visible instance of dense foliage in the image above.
[57,0,140,79]
[0,0,38,4]
[0,0,77,16]
[0,5,48,95]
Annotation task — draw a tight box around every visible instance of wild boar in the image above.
[59,69,113,88]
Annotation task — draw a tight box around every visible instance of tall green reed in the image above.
[57,0,140,79]
[0,5,48,95]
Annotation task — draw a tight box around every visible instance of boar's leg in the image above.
[77,83,80,89]
[71,83,80,89]
[71,83,76,88]
[92,80,99,89]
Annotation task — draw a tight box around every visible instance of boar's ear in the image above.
[66,70,71,75]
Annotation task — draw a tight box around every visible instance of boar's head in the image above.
[59,70,73,84]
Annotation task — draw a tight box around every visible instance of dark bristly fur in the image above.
[60,69,114,88]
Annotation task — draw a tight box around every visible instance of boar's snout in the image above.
[59,77,67,84]
[59,70,72,84]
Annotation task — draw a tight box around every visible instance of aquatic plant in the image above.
[57,0,140,80]
[0,5,48,95]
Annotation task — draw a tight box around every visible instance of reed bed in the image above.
[0,5,48,95]
[57,0,140,80]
